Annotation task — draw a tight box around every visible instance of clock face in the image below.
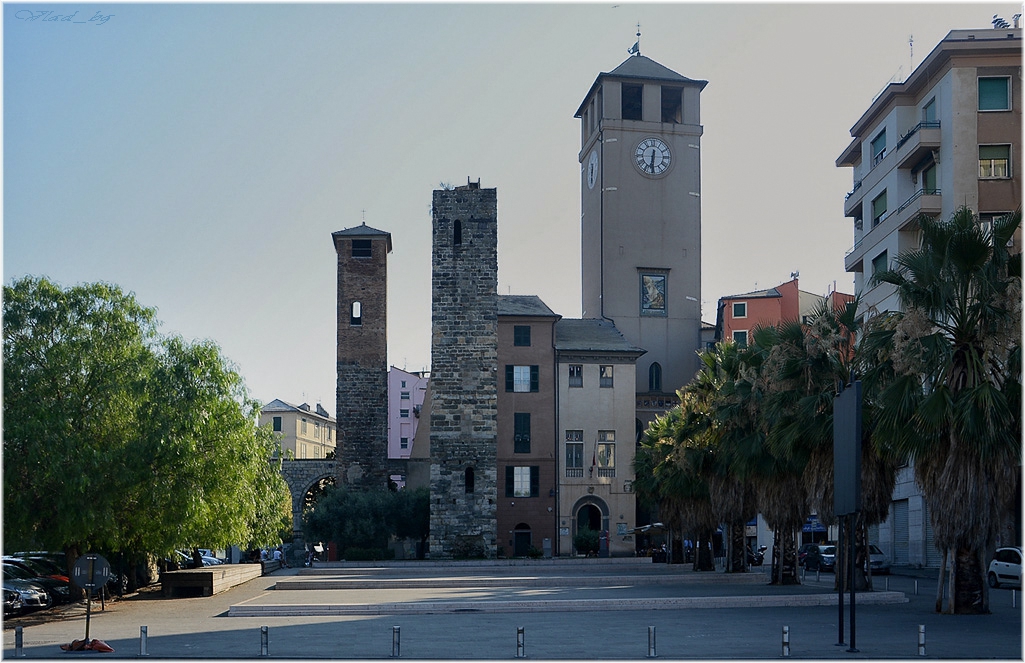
[587,150,599,190]
[634,137,671,176]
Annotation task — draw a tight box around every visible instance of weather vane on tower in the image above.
[628,22,640,56]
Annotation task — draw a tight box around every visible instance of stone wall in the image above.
[428,183,499,558]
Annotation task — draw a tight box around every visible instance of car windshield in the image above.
[821,546,836,555]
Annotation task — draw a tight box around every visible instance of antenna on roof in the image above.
[909,34,914,72]
[361,209,367,225]
[627,22,640,56]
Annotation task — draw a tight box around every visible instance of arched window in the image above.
[648,362,662,392]
[454,219,462,246]
[464,467,475,494]
[350,301,362,326]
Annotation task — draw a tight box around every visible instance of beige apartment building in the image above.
[836,26,1022,566]
[260,399,337,460]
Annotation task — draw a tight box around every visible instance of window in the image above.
[514,325,531,346]
[599,365,613,388]
[465,467,474,494]
[314,421,320,439]
[732,330,748,347]
[272,416,282,432]
[352,239,371,258]
[454,219,462,246]
[400,437,408,449]
[401,380,407,388]
[980,145,1011,178]
[400,408,409,418]
[597,432,616,478]
[979,76,1011,111]
[350,301,362,326]
[514,412,531,453]
[871,129,886,165]
[922,97,936,123]
[568,364,583,388]
[505,365,539,392]
[401,391,410,400]
[732,301,747,318]
[661,86,682,123]
[872,190,887,227]
[872,250,888,278]
[622,83,643,121]
[648,362,662,393]
[566,431,584,477]
[506,466,539,497]
[922,163,938,193]
[301,418,307,434]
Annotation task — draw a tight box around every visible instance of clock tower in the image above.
[576,50,706,416]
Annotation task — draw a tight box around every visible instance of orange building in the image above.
[713,278,853,346]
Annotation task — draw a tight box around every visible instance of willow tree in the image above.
[867,207,1021,614]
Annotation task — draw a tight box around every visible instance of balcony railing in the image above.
[894,121,941,151]
[845,179,863,201]
[597,467,616,478]
[896,188,941,215]
[565,468,583,478]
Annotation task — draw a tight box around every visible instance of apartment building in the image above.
[260,399,336,460]
[714,277,854,346]
[836,26,1022,567]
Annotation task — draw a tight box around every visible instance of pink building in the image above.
[714,278,853,346]
[387,366,429,468]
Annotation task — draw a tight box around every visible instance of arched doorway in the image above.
[578,504,602,533]
[513,523,532,557]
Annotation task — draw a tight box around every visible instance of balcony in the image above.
[895,121,941,170]
[844,188,941,274]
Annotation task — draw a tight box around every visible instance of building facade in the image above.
[427,182,500,559]
[576,51,706,417]
[387,367,428,462]
[260,399,336,460]
[836,26,1022,566]
[714,277,854,346]
[555,318,645,557]
[496,295,560,557]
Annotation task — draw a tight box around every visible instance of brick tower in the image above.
[428,182,499,558]
[332,222,391,490]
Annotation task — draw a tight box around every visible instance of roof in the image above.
[497,295,558,318]
[576,54,708,117]
[721,287,782,301]
[261,399,335,421]
[554,318,646,356]
[331,222,393,252]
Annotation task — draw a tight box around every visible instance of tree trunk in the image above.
[727,522,747,573]
[64,544,86,601]
[952,546,987,614]
[945,552,956,613]
[770,526,800,585]
[694,529,716,571]
[935,548,948,613]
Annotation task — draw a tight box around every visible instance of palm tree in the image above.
[867,206,1021,614]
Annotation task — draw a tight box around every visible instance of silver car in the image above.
[868,544,891,574]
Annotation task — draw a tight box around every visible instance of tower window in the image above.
[648,362,662,393]
[454,219,462,246]
[352,239,371,258]
[622,83,643,121]
[465,467,475,494]
[350,301,362,326]
[661,86,682,123]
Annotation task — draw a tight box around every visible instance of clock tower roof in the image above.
[575,54,707,118]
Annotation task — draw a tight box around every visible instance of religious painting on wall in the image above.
[640,273,667,315]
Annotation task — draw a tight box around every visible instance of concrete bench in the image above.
[161,563,265,597]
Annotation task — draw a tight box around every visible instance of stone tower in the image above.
[428,182,499,558]
[332,222,392,490]
[576,53,706,407]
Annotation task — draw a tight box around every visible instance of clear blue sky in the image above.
[5,2,1017,410]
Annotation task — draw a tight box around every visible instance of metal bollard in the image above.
[392,626,400,657]
[516,627,525,658]
[260,625,269,657]
[14,626,24,657]
[885,577,889,591]
[140,626,149,656]
[647,626,656,658]
[915,580,919,596]
[782,625,790,657]
[918,625,925,656]
[1013,590,1017,608]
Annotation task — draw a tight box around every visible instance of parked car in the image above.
[805,544,836,571]
[4,588,23,617]
[797,543,820,567]
[2,579,51,612]
[867,544,891,575]
[988,547,1022,588]
[2,562,71,604]
[4,556,70,583]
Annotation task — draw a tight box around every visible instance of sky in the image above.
[4,2,1020,411]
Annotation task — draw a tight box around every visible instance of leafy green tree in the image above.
[390,486,430,557]
[303,486,394,556]
[3,276,291,584]
[866,207,1021,614]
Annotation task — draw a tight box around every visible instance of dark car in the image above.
[3,556,69,583]
[797,543,819,567]
[805,544,836,572]
[2,562,70,604]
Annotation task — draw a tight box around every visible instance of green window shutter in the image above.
[530,466,540,497]
[980,145,1010,159]
[505,466,514,497]
[979,77,1009,111]
[530,365,539,392]
[505,365,514,392]
[514,413,531,453]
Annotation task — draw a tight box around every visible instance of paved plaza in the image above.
[3,560,1021,659]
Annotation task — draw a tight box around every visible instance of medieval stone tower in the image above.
[332,223,392,490]
[428,182,499,558]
